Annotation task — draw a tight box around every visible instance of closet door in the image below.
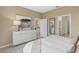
[39,19,47,38]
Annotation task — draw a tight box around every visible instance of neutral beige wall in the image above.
[43,6,79,37]
[0,7,16,47]
[43,6,79,18]
[16,7,42,18]
[71,14,79,37]
[0,6,41,47]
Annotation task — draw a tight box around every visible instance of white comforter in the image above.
[23,35,77,53]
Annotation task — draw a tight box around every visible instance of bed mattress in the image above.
[23,35,77,53]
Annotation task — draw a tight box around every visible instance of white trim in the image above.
[0,44,12,49]
[69,14,72,38]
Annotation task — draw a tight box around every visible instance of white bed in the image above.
[23,35,78,53]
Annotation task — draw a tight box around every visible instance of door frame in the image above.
[57,14,71,37]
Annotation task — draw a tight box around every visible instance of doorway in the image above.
[57,14,71,37]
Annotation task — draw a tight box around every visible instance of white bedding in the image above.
[23,35,77,53]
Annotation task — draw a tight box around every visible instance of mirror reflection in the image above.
[59,15,70,37]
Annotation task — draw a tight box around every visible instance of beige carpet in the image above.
[0,43,26,53]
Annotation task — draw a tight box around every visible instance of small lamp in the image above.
[13,20,21,31]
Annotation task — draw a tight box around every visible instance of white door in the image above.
[39,19,47,38]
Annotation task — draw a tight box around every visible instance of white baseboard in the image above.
[0,44,12,49]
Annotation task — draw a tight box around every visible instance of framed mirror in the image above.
[48,17,55,35]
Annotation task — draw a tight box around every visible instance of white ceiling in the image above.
[22,6,57,13]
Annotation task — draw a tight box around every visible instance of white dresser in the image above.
[13,30,36,45]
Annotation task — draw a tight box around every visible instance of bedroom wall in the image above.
[0,6,41,48]
[16,6,42,18]
[43,6,79,37]
[71,14,79,37]
[0,6,16,47]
